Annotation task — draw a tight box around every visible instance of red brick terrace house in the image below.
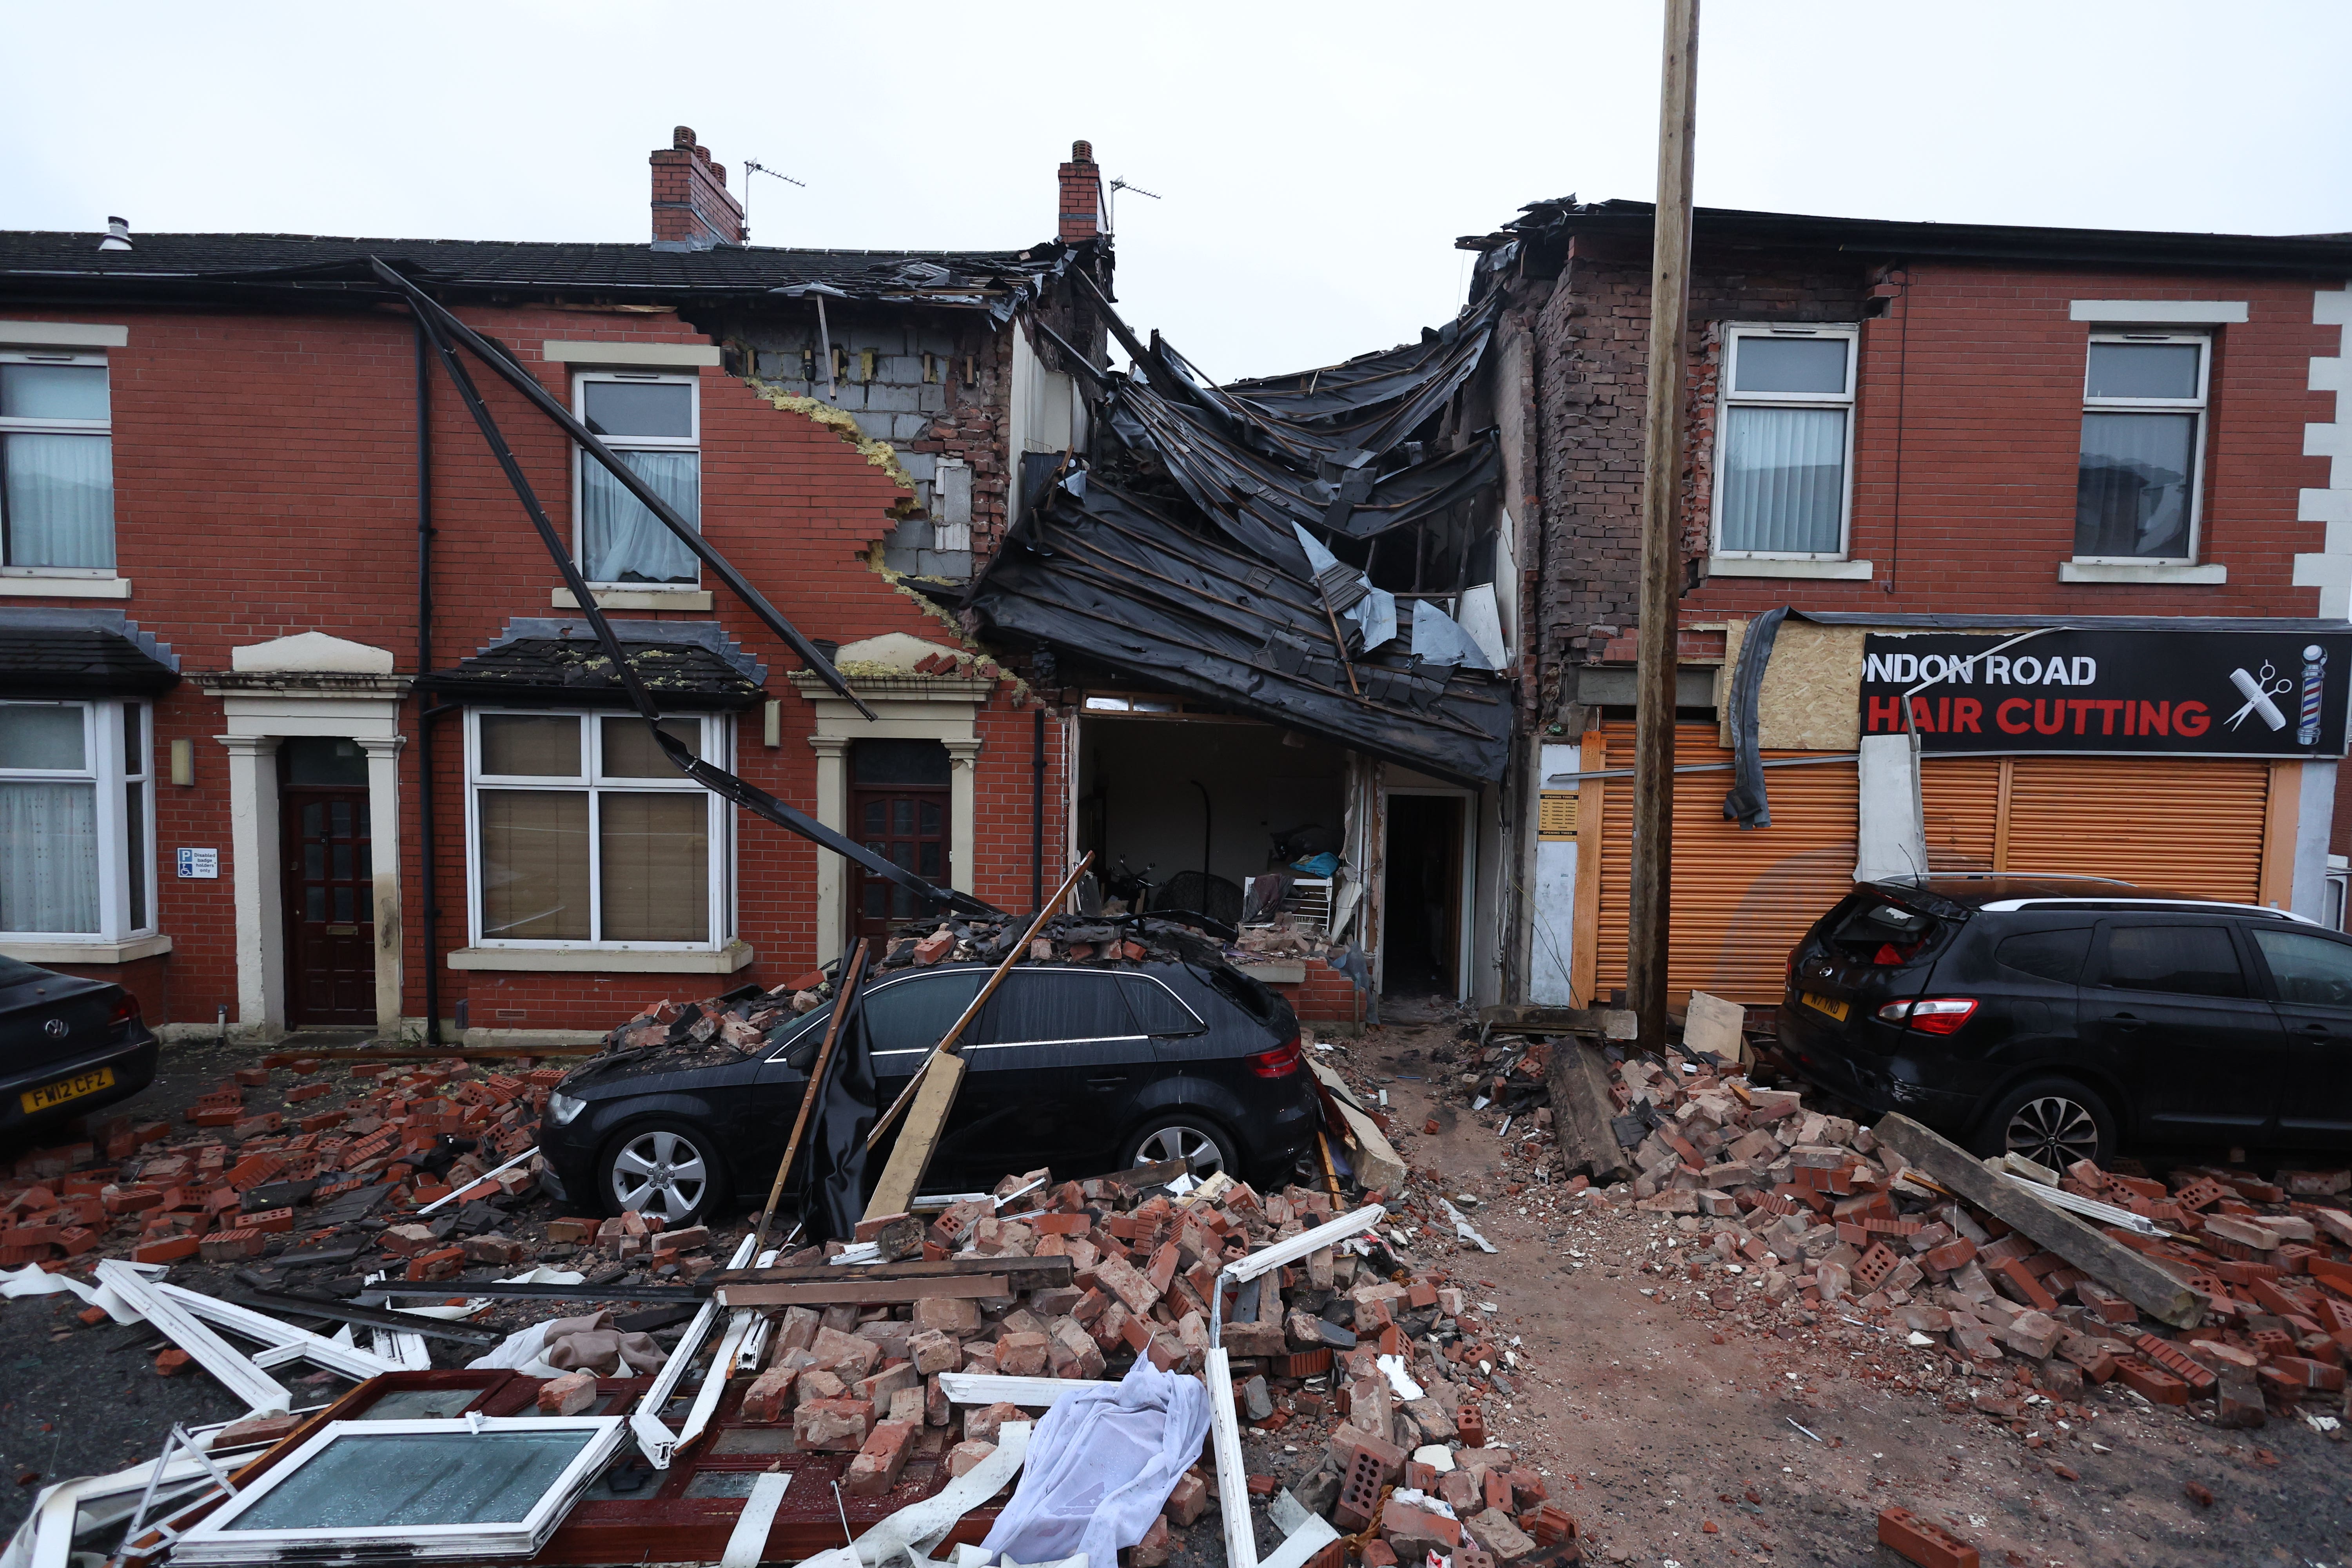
[0,129,1119,1045]
[1450,201,2352,1009]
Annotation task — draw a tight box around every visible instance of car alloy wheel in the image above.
[1132,1122,1227,1177]
[2002,1094,2100,1169]
[608,1127,711,1223]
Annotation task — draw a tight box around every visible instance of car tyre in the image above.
[597,1116,728,1227]
[1121,1113,1238,1180]
[1971,1077,2116,1170]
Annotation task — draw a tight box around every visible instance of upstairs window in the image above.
[575,372,699,585]
[1712,327,1858,558]
[0,353,115,570]
[2076,334,2208,562]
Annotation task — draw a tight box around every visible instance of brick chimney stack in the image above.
[1058,140,1105,243]
[650,126,746,250]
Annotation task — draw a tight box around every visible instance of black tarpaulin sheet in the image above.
[803,994,878,1243]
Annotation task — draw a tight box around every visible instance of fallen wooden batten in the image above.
[1872,1112,2204,1329]
[1308,1061,1405,1193]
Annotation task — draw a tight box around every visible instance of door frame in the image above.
[1379,785,1476,1003]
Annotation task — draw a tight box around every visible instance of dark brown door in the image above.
[280,740,374,1025]
[851,787,948,942]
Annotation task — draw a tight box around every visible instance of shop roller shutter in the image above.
[2001,757,2270,903]
[1920,757,2002,874]
[1593,723,1858,1007]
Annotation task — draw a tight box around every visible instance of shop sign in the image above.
[1857,630,2352,757]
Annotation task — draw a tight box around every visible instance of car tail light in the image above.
[1872,942,1917,966]
[108,995,140,1035]
[1245,1037,1304,1078]
[1875,997,1976,1035]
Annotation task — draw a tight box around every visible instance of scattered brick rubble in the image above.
[1409,1025,2352,1448]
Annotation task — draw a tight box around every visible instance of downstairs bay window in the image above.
[466,710,728,951]
[0,699,153,940]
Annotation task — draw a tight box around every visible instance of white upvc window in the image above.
[572,371,701,587]
[465,709,729,951]
[0,699,153,941]
[1710,325,1860,560]
[0,351,116,572]
[2075,332,2210,563]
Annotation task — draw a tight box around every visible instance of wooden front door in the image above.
[850,787,948,942]
[282,785,374,1025]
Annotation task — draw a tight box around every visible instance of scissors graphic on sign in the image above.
[2226,661,2293,731]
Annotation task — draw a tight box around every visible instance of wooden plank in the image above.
[864,1051,965,1221]
[702,1254,1073,1291]
[1873,1112,2204,1328]
[1682,990,1746,1064]
[717,1275,1010,1308]
[1480,1003,1639,1039]
[1544,1037,1633,1185]
[1308,1062,1404,1193]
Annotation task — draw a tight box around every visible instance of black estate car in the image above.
[0,957,158,1139]
[1780,876,2352,1169]
[536,956,1321,1225]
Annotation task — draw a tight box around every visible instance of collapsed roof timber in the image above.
[967,290,1515,785]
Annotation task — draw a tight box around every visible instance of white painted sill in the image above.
[2059,560,2227,584]
[0,573,131,599]
[1706,557,1874,581]
[447,940,753,974]
[0,934,173,964]
[552,586,714,612]
[1232,960,1307,984]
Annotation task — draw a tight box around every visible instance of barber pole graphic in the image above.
[2300,644,2328,746]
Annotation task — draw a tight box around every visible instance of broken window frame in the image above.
[571,370,702,589]
[463,708,732,952]
[169,1415,626,1563]
[1709,323,1861,563]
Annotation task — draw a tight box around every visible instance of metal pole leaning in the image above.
[752,939,867,1250]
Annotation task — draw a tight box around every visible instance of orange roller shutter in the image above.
[2000,756,2270,902]
[1920,757,2002,874]
[1593,722,1858,1007]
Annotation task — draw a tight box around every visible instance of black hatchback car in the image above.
[536,956,1321,1225]
[1780,876,2352,1169]
[0,957,158,1140]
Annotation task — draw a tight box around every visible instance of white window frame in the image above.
[171,1415,626,1561]
[463,708,731,953]
[571,370,701,590]
[0,349,117,578]
[1709,324,1861,562]
[2074,330,2210,566]
[0,698,154,943]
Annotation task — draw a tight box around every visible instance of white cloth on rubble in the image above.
[978,1357,1208,1568]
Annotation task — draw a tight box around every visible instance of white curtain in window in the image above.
[1718,407,1846,554]
[0,781,98,933]
[3,434,115,568]
[582,450,699,583]
[2075,412,2194,559]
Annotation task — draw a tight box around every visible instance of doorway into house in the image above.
[279,737,373,1026]
[849,738,951,944]
[1380,792,1466,1007]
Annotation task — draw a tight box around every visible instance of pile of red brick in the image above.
[1586,1045,2352,1434]
[695,1166,1568,1566]
[1,1055,554,1279]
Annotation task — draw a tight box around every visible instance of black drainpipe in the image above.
[1032,708,1046,908]
[414,320,443,1046]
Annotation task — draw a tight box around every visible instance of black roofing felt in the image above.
[0,230,1066,302]
[0,625,181,697]
[419,638,762,710]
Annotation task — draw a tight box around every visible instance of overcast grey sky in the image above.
[6,2,2348,380]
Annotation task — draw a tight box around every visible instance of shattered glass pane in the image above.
[224,1430,596,1530]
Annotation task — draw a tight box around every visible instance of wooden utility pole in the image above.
[1628,0,1700,1055]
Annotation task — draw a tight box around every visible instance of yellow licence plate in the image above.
[22,1066,113,1114]
[1800,991,1849,1023]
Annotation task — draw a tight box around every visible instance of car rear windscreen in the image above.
[1192,962,1280,1027]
